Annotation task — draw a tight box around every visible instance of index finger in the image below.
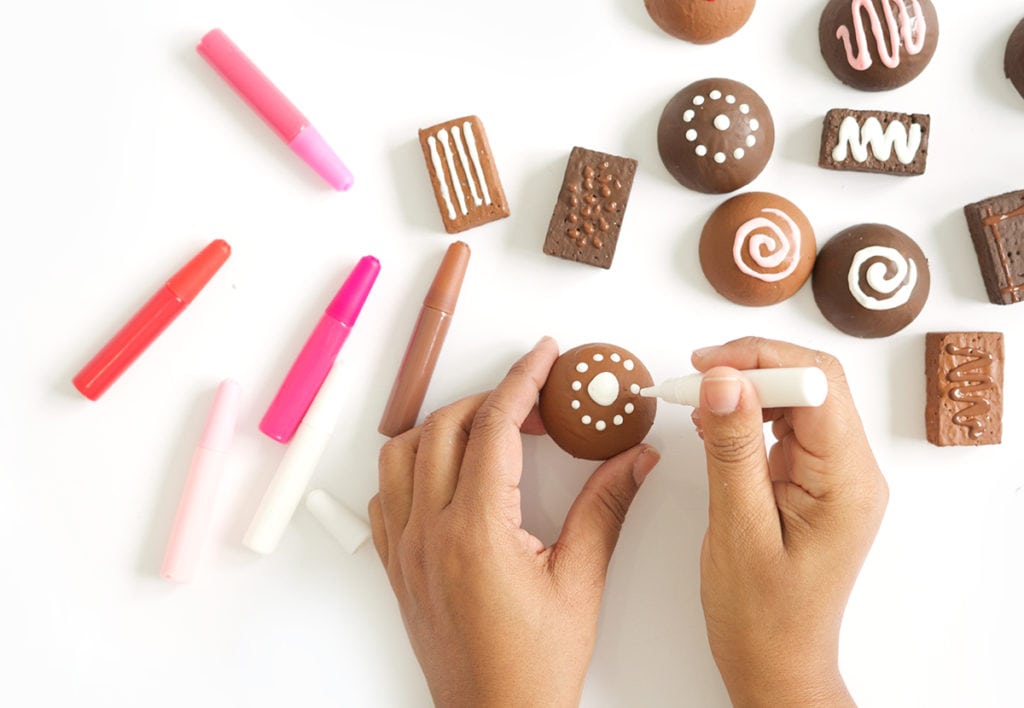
[452,337,560,521]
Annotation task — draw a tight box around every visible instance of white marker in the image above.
[305,489,371,554]
[244,359,349,555]
[641,367,828,408]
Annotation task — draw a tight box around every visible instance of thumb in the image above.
[699,367,780,550]
[550,445,660,582]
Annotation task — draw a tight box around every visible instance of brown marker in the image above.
[378,241,471,437]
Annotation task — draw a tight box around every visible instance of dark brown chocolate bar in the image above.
[926,332,1004,447]
[419,115,509,234]
[543,147,637,269]
[964,190,1024,305]
[819,109,929,176]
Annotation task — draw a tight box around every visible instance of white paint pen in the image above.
[641,367,828,408]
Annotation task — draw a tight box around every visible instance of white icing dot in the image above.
[571,400,581,410]
[714,152,727,164]
[582,415,592,425]
[576,362,589,373]
[630,383,640,394]
[685,129,698,142]
[696,145,708,157]
[725,95,736,104]
[587,371,620,407]
[746,135,757,148]
[734,148,745,160]
[749,118,760,131]
[713,114,731,131]
[613,415,624,426]
[610,353,621,363]
[572,380,582,391]
[683,109,695,122]
[595,420,607,432]
[710,90,722,100]
[625,403,635,414]
[592,353,604,362]
[623,359,635,371]
[693,95,705,106]
[740,104,750,114]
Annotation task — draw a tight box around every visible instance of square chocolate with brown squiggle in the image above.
[543,147,638,269]
[926,332,1004,447]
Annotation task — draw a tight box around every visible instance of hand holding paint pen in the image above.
[641,367,828,408]
[161,379,242,583]
[260,256,379,443]
[197,28,353,190]
[245,358,349,554]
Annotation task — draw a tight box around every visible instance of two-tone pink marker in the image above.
[197,28,353,190]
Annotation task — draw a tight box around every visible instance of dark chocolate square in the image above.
[963,190,1024,305]
[926,332,1004,447]
[543,147,637,269]
[819,108,929,176]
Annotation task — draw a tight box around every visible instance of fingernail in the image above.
[703,376,742,416]
[632,446,661,486]
[535,336,553,348]
[693,345,720,359]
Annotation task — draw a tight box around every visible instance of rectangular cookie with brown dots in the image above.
[543,147,638,269]
[819,109,929,176]
[963,190,1024,305]
[925,332,1004,447]
[419,115,509,234]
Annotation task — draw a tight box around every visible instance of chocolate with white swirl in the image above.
[699,192,816,306]
[813,223,930,338]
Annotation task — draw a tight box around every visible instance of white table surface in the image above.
[3,0,1022,705]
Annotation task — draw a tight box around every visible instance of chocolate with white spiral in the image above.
[733,208,802,283]
[847,246,918,310]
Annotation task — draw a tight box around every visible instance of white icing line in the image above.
[831,115,923,165]
[427,136,456,220]
[848,246,918,311]
[437,129,467,216]
[452,125,482,207]
[463,121,492,205]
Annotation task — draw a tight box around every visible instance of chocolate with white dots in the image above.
[657,78,775,194]
[539,343,656,461]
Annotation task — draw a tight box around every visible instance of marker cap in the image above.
[326,255,380,325]
[289,127,354,191]
[424,241,470,314]
[166,239,232,304]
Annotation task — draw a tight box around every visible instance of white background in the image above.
[2,0,1022,705]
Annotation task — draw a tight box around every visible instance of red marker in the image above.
[72,240,231,400]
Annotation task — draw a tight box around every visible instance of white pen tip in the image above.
[639,386,658,398]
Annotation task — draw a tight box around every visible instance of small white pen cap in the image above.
[243,359,348,555]
[642,367,828,408]
[305,489,371,554]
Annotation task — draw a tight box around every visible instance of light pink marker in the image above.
[197,28,354,190]
[161,379,242,583]
[260,256,380,443]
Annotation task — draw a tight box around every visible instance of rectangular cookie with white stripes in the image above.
[819,109,930,176]
[419,115,510,234]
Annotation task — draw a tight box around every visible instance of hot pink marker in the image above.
[197,28,353,191]
[260,256,380,443]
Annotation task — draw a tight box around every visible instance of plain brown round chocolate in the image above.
[812,224,930,338]
[644,0,756,44]
[539,343,656,461]
[657,78,774,194]
[819,0,939,91]
[1005,17,1024,100]
[699,192,816,306]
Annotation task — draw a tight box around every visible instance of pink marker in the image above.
[197,28,354,191]
[161,379,242,584]
[260,256,380,443]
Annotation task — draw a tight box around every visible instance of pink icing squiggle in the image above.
[835,0,927,71]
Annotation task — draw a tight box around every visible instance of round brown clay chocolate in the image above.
[812,224,930,338]
[1005,17,1024,100]
[699,192,816,306]
[644,0,756,44]
[819,0,939,92]
[657,78,774,194]
[539,343,656,461]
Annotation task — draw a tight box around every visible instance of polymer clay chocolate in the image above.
[812,224,930,338]
[644,0,756,44]
[1006,18,1024,100]
[963,190,1024,305]
[820,109,929,175]
[658,78,774,194]
[699,192,816,306]
[539,343,656,461]
[926,332,1003,447]
[819,0,939,92]
[543,147,638,269]
[419,115,509,234]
